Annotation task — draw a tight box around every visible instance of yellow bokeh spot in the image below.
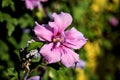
[84,41,100,73]
[36,8,45,20]
[94,0,107,5]
[91,0,107,12]
[105,0,119,12]
[76,41,101,80]
[113,0,119,5]
[91,4,100,12]
[76,68,88,80]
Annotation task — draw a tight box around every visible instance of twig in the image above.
[22,63,30,80]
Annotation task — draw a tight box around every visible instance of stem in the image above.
[22,66,30,80]
[74,63,77,70]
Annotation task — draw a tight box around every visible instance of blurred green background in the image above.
[0,0,120,80]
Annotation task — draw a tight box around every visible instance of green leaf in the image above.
[7,37,18,48]
[27,42,43,52]
[2,0,15,11]
[7,22,15,36]
[0,12,17,36]
[19,33,31,48]
[18,14,34,29]
[31,56,41,62]
[10,77,17,80]
[6,68,18,80]
[0,40,9,61]
[12,18,18,25]
[58,70,66,80]
[0,11,11,22]
[48,67,58,80]
[2,0,10,8]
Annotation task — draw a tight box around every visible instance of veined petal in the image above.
[34,22,53,42]
[64,27,86,49]
[50,12,72,33]
[40,43,61,63]
[49,22,58,35]
[60,46,79,67]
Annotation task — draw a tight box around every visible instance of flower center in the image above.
[52,33,65,47]
[53,37,63,43]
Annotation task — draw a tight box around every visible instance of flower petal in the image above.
[40,0,48,2]
[27,76,40,80]
[60,46,79,67]
[25,0,42,10]
[34,22,53,42]
[25,0,34,10]
[64,27,86,49]
[40,43,61,63]
[49,22,58,35]
[49,12,72,34]
[71,60,86,68]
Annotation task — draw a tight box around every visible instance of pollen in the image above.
[53,37,63,43]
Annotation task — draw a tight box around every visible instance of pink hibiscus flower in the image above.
[25,0,48,10]
[34,12,86,67]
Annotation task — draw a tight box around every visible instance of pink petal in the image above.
[40,43,61,63]
[60,46,79,67]
[27,76,40,80]
[25,0,34,10]
[40,0,48,2]
[49,12,72,34]
[33,22,53,42]
[64,27,86,49]
[25,0,42,10]
[49,22,58,35]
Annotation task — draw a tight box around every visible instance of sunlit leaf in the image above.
[27,42,43,52]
